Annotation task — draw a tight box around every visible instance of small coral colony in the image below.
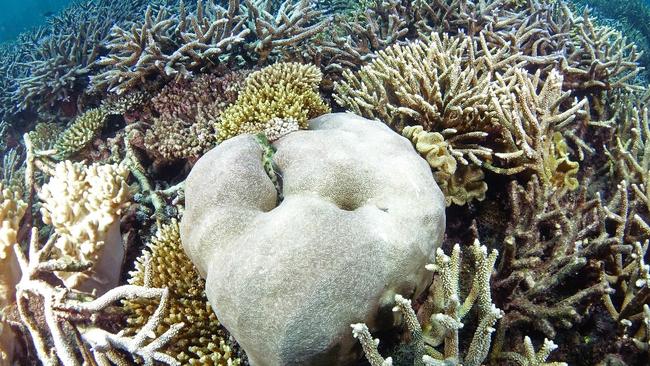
[0,0,649,365]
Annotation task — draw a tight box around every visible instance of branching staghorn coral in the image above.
[491,176,624,356]
[335,33,587,198]
[38,160,131,293]
[307,0,413,79]
[123,219,241,365]
[92,0,249,94]
[8,226,184,366]
[216,62,329,141]
[561,7,644,92]
[53,108,108,159]
[351,241,565,365]
[243,0,330,63]
[334,33,515,169]
[13,6,109,113]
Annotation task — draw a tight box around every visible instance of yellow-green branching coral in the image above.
[123,220,241,366]
[28,122,63,151]
[215,62,330,142]
[54,108,108,159]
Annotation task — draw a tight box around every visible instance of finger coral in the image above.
[123,219,241,366]
[38,160,131,293]
[53,108,108,159]
[215,62,330,141]
[0,184,26,365]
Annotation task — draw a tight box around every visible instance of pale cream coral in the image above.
[0,184,26,365]
[39,161,130,292]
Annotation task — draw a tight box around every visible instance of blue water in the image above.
[0,0,72,43]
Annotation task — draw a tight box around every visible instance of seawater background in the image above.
[2,0,650,44]
[0,0,71,43]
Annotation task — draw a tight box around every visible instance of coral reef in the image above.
[352,241,566,366]
[0,0,649,365]
[38,160,131,292]
[123,219,241,365]
[92,0,249,94]
[335,34,587,203]
[215,62,330,141]
[53,108,108,159]
[144,71,247,162]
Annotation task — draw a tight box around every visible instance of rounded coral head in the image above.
[181,112,445,366]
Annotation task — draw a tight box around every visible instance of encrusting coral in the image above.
[53,108,108,159]
[123,219,240,365]
[215,62,330,141]
[38,160,131,292]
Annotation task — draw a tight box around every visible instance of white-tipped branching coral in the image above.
[352,240,567,366]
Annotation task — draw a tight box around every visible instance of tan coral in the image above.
[0,184,26,365]
[216,62,330,142]
[38,161,130,293]
[123,220,240,365]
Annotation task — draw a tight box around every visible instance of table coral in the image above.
[215,62,330,141]
[123,220,241,366]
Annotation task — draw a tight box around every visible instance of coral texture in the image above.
[54,108,108,159]
[123,220,241,365]
[215,62,330,141]
[39,161,130,292]
[181,113,445,365]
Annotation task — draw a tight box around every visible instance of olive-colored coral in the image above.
[27,122,64,151]
[123,220,240,366]
[54,108,108,159]
[215,62,330,142]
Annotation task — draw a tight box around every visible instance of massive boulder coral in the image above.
[180,113,446,365]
